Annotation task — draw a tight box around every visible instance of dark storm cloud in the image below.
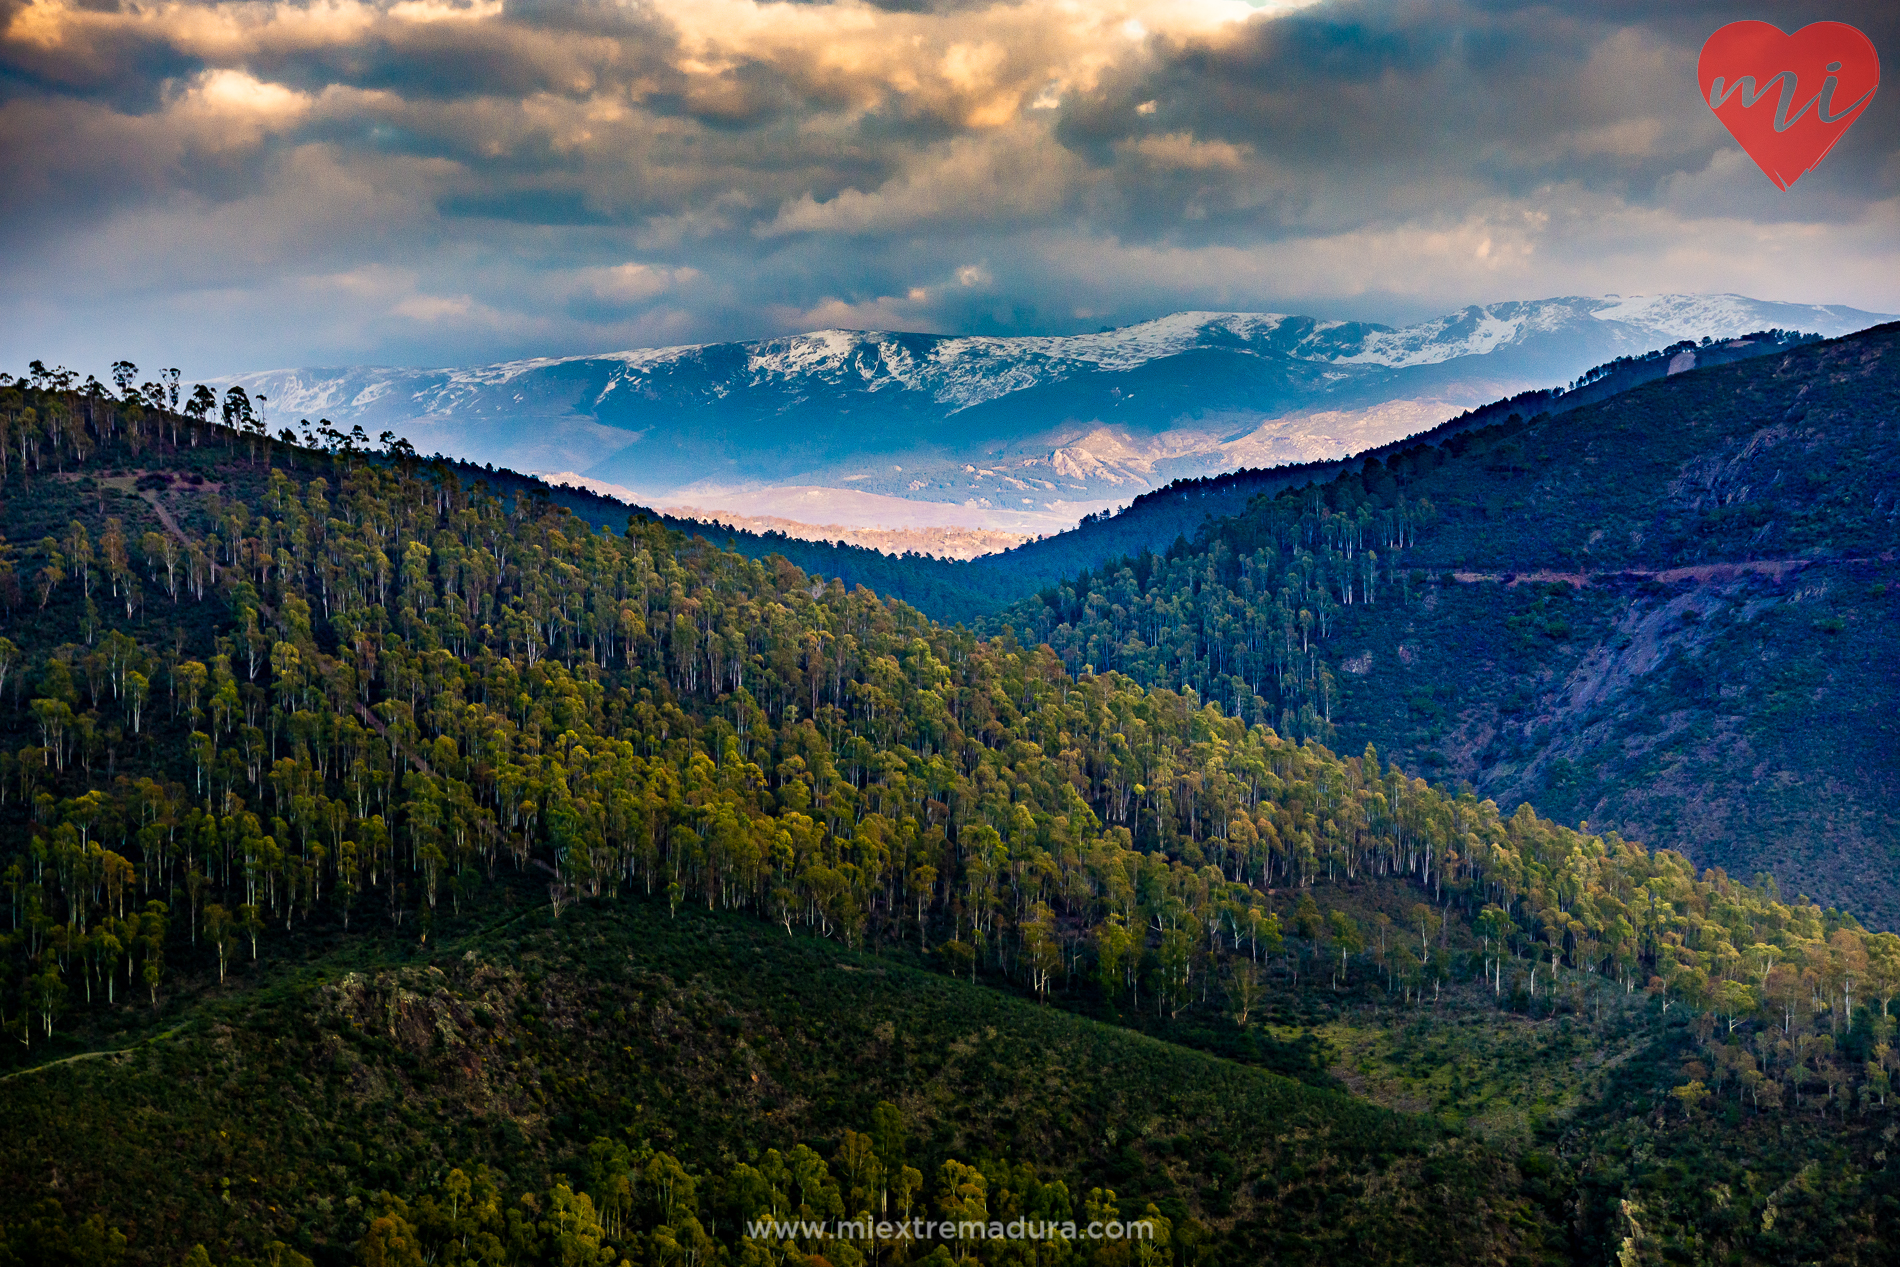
[1062,0,1900,243]
[0,0,1894,376]
[0,0,198,109]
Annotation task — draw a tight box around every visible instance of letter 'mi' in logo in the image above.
[1707,64,1872,131]
[1697,21,1880,189]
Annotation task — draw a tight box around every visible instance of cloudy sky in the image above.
[2,0,1895,377]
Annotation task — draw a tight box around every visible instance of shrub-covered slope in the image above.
[1000,323,1900,922]
[0,895,1541,1267]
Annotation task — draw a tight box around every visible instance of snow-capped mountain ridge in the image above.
[241,294,1870,422]
[226,293,1891,535]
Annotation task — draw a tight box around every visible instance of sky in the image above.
[1,0,1896,378]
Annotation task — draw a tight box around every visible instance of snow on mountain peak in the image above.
[1039,311,1294,367]
[1335,299,1579,368]
[745,329,874,379]
[1589,293,1781,342]
[222,294,1890,452]
[721,313,1307,412]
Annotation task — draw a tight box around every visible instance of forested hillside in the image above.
[4,357,1900,1265]
[966,328,1825,591]
[1001,322,1900,924]
[421,329,1826,630]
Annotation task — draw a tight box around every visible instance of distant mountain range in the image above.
[228,293,1892,534]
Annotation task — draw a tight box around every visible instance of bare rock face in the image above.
[318,956,535,1118]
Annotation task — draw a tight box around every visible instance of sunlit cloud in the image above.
[572,263,703,305]
[0,0,1893,375]
[387,0,505,24]
[758,131,1080,237]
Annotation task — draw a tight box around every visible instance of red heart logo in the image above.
[1698,21,1880,190]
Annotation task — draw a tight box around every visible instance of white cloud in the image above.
[571,263,702,304]
[0,0,1894,377]
[387,0,505,23]
[759,131,1078,237]
[766,292,939,334]
[1117,131,1249,171]
[393,294,476,322]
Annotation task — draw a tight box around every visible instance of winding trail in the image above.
[57,470,222,550]
[137,489,191,545]
[0,1024,186,1083]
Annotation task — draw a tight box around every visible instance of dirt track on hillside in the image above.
[1449,554,1894,588]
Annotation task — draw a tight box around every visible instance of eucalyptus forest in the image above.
[2,328,1899,1267]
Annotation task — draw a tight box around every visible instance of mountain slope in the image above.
[965,327,1827,589]
[1002,321,1900,922]
[0,896,1543,1267]
[7,364,1900,1265]
[228,295,1890,532]
[350,327,1846,629]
